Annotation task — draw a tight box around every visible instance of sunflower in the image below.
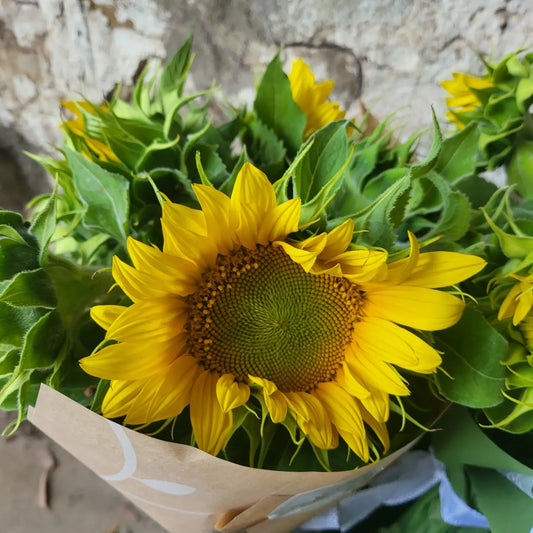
[80,162,485,460]
[498,273,533,326]
[61,101,119,162]
[440,72,493,128]
[288,58,346,139]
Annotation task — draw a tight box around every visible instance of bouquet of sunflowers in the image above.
[2,36,533,532]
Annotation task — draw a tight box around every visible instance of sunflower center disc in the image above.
[186,244,362,392]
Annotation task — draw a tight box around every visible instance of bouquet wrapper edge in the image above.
[28,384,417,533]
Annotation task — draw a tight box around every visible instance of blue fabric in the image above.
[298,450,505,531]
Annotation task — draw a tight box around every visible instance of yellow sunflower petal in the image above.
[106,298,187,343]
[498,283,521,321]
[193,184,233,254]
[346,343,410,396]
[90,305,127,331]
[112,256,172,302]
[296,232,327,255]
[388,251,486,288]
[232,162,277,213]
[230,164,277,246]
[141,355,202,422]
[289,58,345,138]
[353,317,442,373]
[333,248,389,282]
[216,374,251,413]
[190,371,233,456]
[289,58,314,104]
[515,287,533,325]
[161,218,217,267]
[336,362,370,399]
[360,405,390,452]
[230,198,261,249]
[101,379,145,419]
[249,375,288,423]
[314,381,369,461]
[80,338,184,380]
[319,219,354,261]
[286,392,338,450]
[258,198,301,244]
[161,200,207,237]
[381,231,420,285]
[274,241,318,272]
[363,285,465,330]
[359,386,390,423]
[447,94,480,107]
[126,237,198,294]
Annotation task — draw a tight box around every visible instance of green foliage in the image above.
[435,305,507,408]
[432,407,533,533]
[0,209,115,431]
[7,36,533,497]
[253,53,306,156]
[444,50,533,197]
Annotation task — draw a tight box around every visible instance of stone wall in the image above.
[1,0,531,209]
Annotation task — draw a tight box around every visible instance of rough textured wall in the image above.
[1,0,531,208]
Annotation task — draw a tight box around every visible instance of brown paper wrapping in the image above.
[28,385,417,533]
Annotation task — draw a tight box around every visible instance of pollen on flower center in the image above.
[185,244,363,392]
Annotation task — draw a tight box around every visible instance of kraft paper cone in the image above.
[28,385,417,533]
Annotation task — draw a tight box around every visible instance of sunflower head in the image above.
[288,58,346,139]
[61,101,118,162]
[80,162,485,464]
[440,72,494,128]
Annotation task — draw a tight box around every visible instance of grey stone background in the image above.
[0,1,531,532]
[1,0,532,212]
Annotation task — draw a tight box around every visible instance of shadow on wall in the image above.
[0,127,50,214]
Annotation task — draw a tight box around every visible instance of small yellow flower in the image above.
[440,72,493,128]
[80,162,485,460]
[289,58,346,139]
[61,101,119,162]
[498,273,533,325]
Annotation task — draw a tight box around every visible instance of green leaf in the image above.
[407,111,442,179]
[245,118,287,177]
[482,206,533,259]
[484,387,533,433]
[407,173,472,241]
[90,379,110,412]
[19,310,65,370]
[159,35,193,114]
[64,148,129,243]
[219,149,249,196]
[0,239,39,281]
[299,144,354,226]
[0,269,56,308]
[350,174,410,247]
[432,406,533,502]
[0,303,44,347]
[0,348,19,375]
[187,144,229,187]
[0,374,22,411]
[468,467,533,533]
[516,77,533,112]
[254,53,306,155]
[293,121,349,202]
[29,193,57,260]
[0,210,25,228]
[454,175,498,209]
[507,140,533,199]
[434,122,480,181]
[435,305,507,408]
[0,224,27,245]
